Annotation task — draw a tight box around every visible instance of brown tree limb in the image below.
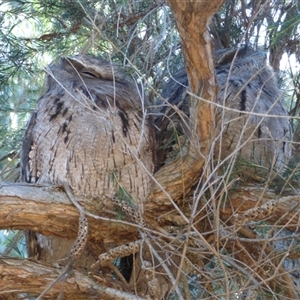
[2,182,299,236]
[147,0,224,215]
[0,257,145,300]
[0,182,139,245]
[2,181,300,235]
[221,185,300,231]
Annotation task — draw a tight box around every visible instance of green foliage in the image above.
[0,230,26,257]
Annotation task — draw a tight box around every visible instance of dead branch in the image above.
[0,257,145,300]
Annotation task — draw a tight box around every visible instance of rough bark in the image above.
[0,183,139,245]
[146,0,224,217]
[2,183,300,239]
[0,257,145,300]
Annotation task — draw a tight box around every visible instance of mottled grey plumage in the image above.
[156,47,290,175]
[21,55,154,264]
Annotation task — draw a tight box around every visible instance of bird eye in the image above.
[80,68,100,78]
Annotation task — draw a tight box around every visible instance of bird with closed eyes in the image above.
[156,47,290,179]
[21,55,154,268]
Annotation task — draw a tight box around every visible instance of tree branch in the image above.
[0,182,139,245]
[0,257,145,300]
[147,0,225,215]
[221,185,300,230]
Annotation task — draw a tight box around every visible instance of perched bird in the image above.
[156,47,290,179]
[21,55,154,267]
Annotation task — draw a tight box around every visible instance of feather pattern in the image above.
[21,55,154,263]
[156,47,290,174]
